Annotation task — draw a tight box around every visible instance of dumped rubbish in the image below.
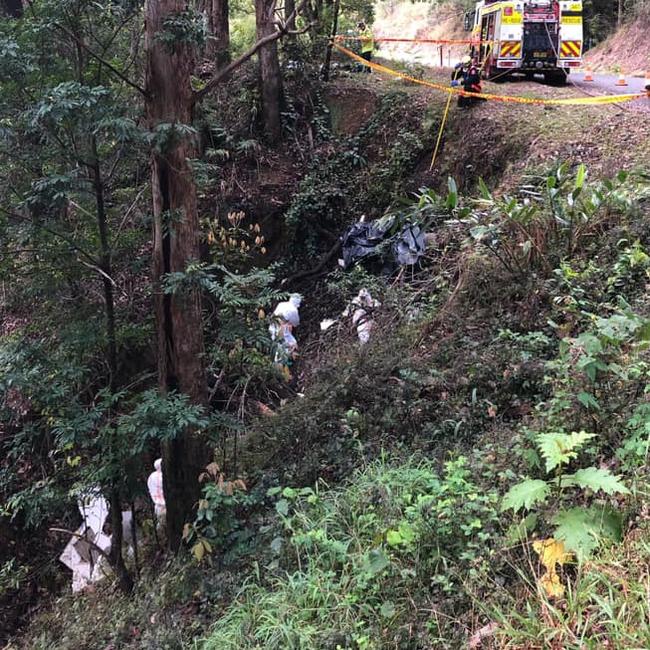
[343,288,381,344]
[147,458,166,520]
[339,215,425,272]
[269,294,302,377]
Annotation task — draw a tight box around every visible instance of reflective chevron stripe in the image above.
[500,41,522,57]
[560,40,581,57]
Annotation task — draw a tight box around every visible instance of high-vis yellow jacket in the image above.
[360,28,375,54]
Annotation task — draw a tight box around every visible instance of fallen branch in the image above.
[50,526,112,564]
[194,0,310,102]
[282,240,341,285]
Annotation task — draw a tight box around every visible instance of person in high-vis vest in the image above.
[357,21,374,72]
[451,56,485,108]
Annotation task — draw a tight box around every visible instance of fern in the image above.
[563,467,630,495]
[502,480,550,513]
[536,431,595,473]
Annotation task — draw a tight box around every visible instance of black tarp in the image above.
[340,216,426,271]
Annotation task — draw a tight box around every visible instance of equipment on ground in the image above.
[464,0,583,83]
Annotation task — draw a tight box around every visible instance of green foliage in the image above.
[284,92,431,257]
[503,427,628,558]
[157,9,206,51]
[467,164,644,278]
[537,430,595,473]
[202,457,499,648]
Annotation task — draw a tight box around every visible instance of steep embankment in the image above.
[584,13,650,75]
[373,1,468,64]
[7,51,650,650]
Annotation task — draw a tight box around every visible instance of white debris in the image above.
[343,288,381,344]
[320,318,337,331]
[58,491,134,593]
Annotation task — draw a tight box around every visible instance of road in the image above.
[536,70,649,111]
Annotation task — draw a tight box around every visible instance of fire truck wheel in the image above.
[544,71,567,86]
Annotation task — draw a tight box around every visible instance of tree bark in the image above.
[205,0,231,67]
[1,0,23,17]
[145,0,210,551]
[255,0,284,143]
[321,0,339,81]
[91,136,133,593]
[284,0,296,32]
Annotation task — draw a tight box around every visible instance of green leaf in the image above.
[275,498,289,517]
[537,431,595,473]
[553,507,623,560]
[575,164,587,190]
[506,513,538,543]
[364,548,390,576]
[380,601,396,618]
[577,392,601,411]
[564,467,629,495]
[478,177,491,201]
[502,479,550,513]
[386,529,403,546]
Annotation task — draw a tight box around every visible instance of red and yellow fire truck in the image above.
[464,0,583,83]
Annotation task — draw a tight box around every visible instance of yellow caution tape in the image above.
[335,35,483,45]
[333,43,647,106]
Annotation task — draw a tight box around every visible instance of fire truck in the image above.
[463,0,583,83]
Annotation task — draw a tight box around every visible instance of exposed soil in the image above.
[584,12,650,75]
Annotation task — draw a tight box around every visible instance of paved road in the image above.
[559,71,649,110]
[570,71,648,94]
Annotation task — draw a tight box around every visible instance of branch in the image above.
[194,0,310,102]
[79,259,117,286]
[53,22,149,98]
[0,206,99,266]
[282,240,341,285]
[50,527,112,564]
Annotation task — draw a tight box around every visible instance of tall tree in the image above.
[255,0,284,143]
[144,0,211,550]
[204,0,230,67]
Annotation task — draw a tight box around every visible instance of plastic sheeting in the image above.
[340,216,425,271]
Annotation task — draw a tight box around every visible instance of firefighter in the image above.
[357,21,374,72]
[451,56,485,108]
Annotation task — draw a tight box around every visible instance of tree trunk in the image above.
[321,0,339,81]
[145,0,210,551]
[91,136,133,593]
[206,0,231,67]
[284,0,296,31]
[1,0,23,17]
[255,0,283,143]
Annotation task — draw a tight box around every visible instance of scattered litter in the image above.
[343,288,381,344]
[320,318,337,331]
[147,458,166,519]
[468,622,499,648]
[339,215,425,272]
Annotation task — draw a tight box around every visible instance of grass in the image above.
[198,456,501,649]
[485,522,650,648]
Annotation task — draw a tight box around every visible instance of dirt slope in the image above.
[373,1,469,65]
[584,13,650,75]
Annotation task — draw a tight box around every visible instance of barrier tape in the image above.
[335,35,482,45]
[333,43,647,106]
